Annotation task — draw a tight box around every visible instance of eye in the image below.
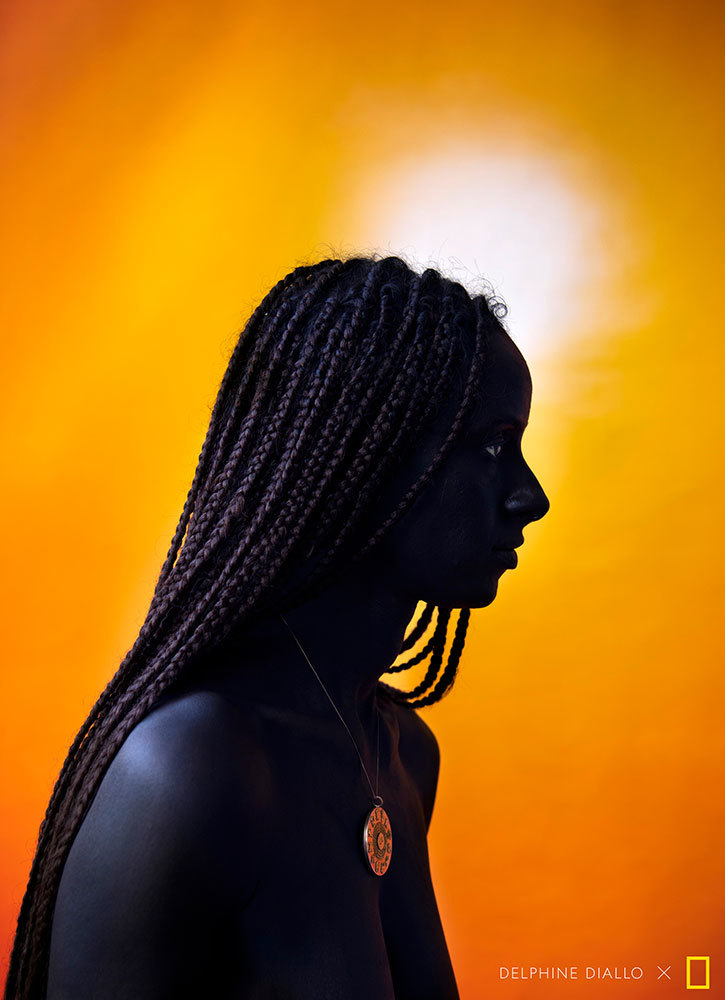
[483,433,506,458]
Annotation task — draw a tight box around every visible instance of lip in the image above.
[495,537,524,550]
[492,547,518,569]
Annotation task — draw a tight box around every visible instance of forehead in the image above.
[470,328,532,430]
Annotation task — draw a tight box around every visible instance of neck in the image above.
[216,552,418,729]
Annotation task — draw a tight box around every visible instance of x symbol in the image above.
[657,966,671,980]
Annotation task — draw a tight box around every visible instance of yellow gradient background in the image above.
[2,1,724,995]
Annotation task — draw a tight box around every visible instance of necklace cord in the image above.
[279,613,382,805]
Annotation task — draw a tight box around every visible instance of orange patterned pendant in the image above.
[363,804,392,875]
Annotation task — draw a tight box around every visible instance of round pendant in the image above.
[363,804,392,875]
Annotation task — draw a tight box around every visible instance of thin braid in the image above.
[169,295,366,610]
[278,284,475,609]
[36,262,351,829]
[116,278,399,705]
[239,272,426,616]
[108,267,337,673]
[276,278,428,561]
[399,603,435,653]
[194,263,347,498]
[349,300,487,708]
[180,293,344,571]
[380,608,452,703]
[373,306,487,707]
[169,261,348,581]
[172,267,321,548]
[107,271,351,675]
[37,267,331,800]
[404,608,471,708]
[22,318,387,980]
[356,293,488,563]
[273,277,454,605]
[165,285,403,638]
[386,625,440,673]
[108,281,481,734]
[6,265,352,999]
[156,263,322,587]
[124,279,461,715]
[322,287,461,551]
[18,446,347,990]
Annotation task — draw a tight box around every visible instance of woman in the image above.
[6,255,549,999]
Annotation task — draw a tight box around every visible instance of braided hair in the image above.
[5,253,506,999]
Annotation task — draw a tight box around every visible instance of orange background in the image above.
[2,1,724,995]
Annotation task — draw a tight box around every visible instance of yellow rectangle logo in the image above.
[686,956,710,990]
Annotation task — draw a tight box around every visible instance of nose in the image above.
[503,467,550,523]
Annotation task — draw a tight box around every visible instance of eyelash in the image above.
[483,431,513,459]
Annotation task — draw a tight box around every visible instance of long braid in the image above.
[407,608,471,708]
[186,264,337,518]
[159,262,348,587]
[68,268,326,712]
[386,623,440,672]
[9,264,379,999]
[8,272,355,1000]
[5,256,500,1000]
[381,607,471,707]
[293,284,485,607]
[399,603,435,652]
[270,276,462,611]
[156,263,323,586]
[346,298,487,708]
[241,269,428,619]
[382,608,452,698]
[266,287,487,706]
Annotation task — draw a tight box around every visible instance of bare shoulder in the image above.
[101,686,273,836]
[48,688,271,998]
[383,693,441,832]
[58,686,272,898]
[56,692,258,924]
[119,685,272,802]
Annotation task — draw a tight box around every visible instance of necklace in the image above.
[279,613,393,876]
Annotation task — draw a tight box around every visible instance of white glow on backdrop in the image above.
[337,144,640,361]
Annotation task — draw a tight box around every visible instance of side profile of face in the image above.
[372,324,550,609]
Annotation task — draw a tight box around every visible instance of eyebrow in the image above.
[487,417,528,433]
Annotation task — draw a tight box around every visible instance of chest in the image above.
[227,724,459,999]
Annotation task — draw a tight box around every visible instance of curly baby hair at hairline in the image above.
[5,252,507,1000]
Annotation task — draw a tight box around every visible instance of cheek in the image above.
[407,475,499,568]
[436,471,498,542]
[404,512,503,608]
[375,479,505,608]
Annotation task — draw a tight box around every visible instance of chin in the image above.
[466,582,499,609]
[428,576,499,610]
